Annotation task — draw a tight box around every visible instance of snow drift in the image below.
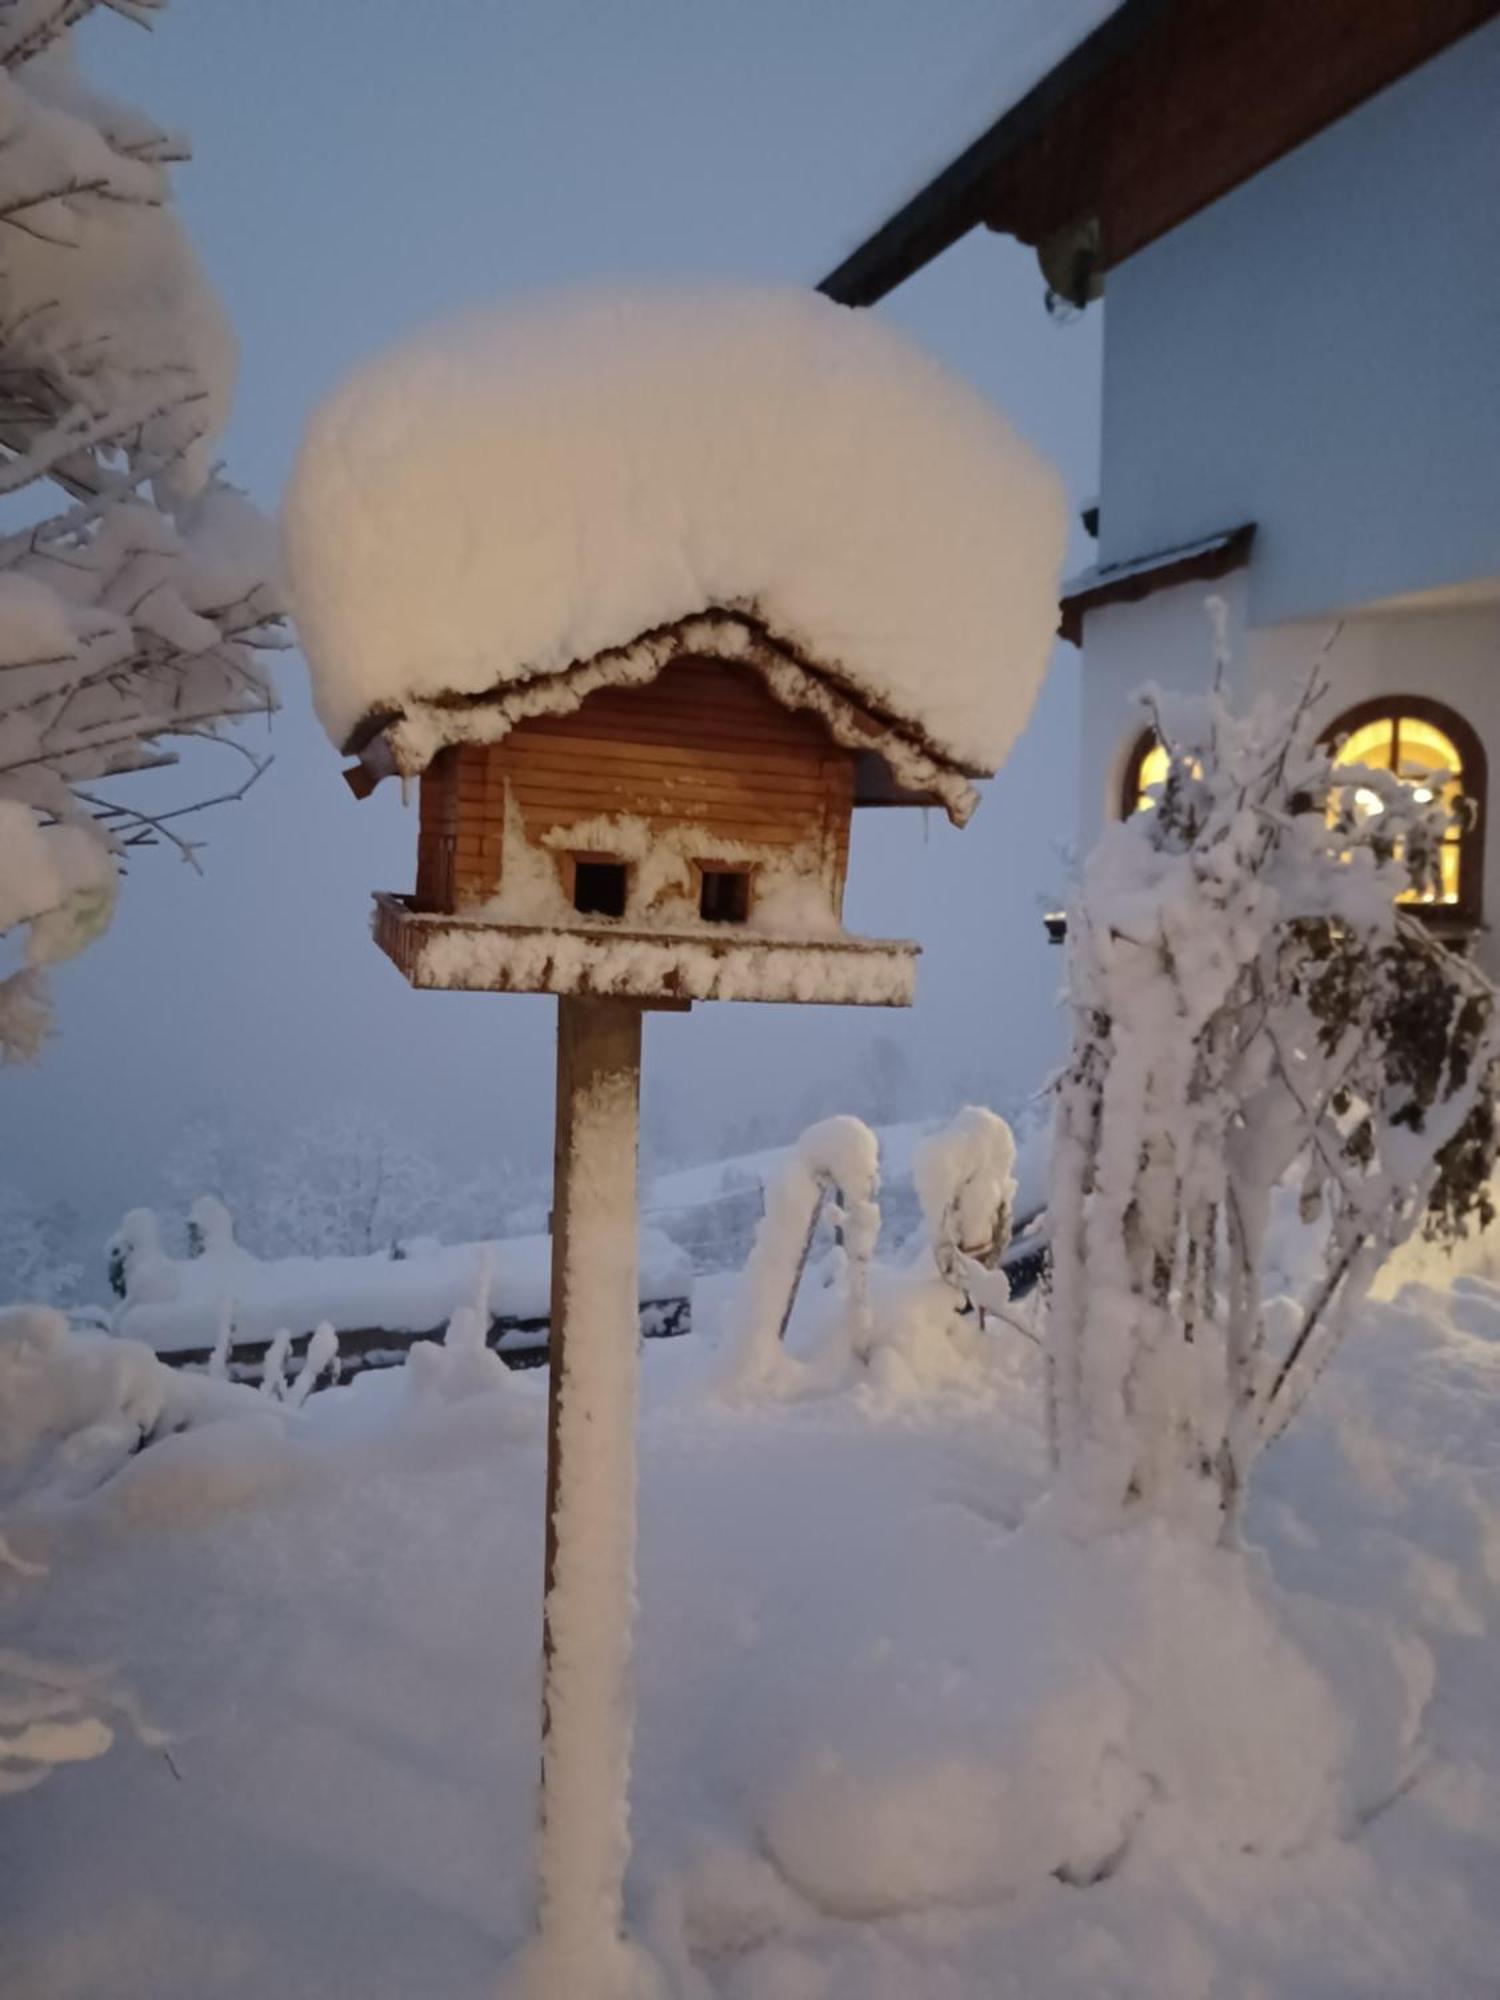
[284,286,1066,775]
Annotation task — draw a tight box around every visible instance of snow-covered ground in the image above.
[3,1231,1499,1998]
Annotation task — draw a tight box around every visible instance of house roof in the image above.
[285,287,1067,794]
[1059,524,1256,645]
[819,0,1141,307]
[820,0,1500,308]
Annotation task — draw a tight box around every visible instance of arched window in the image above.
[1118,728,1173,819]
[1118,698,1486,926]
[1325,697,1485,926]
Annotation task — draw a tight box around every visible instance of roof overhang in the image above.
[1059,522,1256,645]
[819,0,1162,306]
[821,0,1500,308]
[341,607,987,826]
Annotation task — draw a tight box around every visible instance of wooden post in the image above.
[537,994,645,1978]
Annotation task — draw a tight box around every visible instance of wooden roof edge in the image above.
[340,605,987,821]
[817,0,1166,308]
[1058,521,1257,645]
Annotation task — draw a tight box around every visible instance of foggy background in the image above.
[5,0,1101,1262]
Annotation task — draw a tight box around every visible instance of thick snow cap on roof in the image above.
[284,287,1066,777]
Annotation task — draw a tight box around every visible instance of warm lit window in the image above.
[1326,701,1483,921]
[1119,731,1198,817]
[1123,734,1171,816]
[1119,702,1485,926]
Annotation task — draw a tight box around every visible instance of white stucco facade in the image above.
[1077,17,1500,958]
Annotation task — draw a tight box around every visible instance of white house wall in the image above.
[1096,18,1500,625]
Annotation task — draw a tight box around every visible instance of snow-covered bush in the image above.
[1049,666,1500,1541]
[0,1302,262,1505]
[0,4,284,1061]
[722,1116,880,1395]
[914,1105,1017,1318]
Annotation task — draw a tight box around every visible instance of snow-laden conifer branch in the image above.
[0,1,285,1060]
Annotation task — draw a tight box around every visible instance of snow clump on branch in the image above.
[0,9,285,1060]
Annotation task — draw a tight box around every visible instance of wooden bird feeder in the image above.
[346,607,987,1009]
[289,286,1065,1994]
[337,605,986,1987]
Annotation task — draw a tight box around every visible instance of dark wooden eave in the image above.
[1059,523,1255,645]
[821,0,1500,306]
[819,0,1163,307]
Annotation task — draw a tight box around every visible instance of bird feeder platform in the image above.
[372,892,919,1007]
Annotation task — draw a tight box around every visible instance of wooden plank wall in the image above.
[417,660,856,917]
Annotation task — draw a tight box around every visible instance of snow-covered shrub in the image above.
[721,1116,880,1395]
[1049,667,1500,1541]
[914,1105,1017,1317]
[0,1303,261,1505]
[0,5,284,1061]
[104,1205,176,1304]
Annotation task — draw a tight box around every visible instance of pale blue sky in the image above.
[10,1,1101,1232]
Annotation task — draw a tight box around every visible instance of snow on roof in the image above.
[284,287,1066,780]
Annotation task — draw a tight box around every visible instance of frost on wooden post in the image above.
[721,1115,881,1396]
[1048,665,1500,1542]
[515,1012,657,2000]
[0,9,285,1061]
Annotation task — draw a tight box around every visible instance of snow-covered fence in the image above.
[105,1206,692,1386]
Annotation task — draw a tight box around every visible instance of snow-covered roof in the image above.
[284,288,1066,784]
[1058,524,1256,645]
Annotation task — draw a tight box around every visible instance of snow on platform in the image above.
[372,893,920,1006]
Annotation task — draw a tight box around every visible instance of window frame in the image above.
[1117,697,1487,931]
[1323,694,1486,931]
[1118,726,1166,822]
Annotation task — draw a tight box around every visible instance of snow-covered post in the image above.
[529,996,650,1996]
